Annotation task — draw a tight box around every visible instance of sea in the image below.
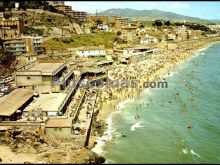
[92,42,220,163]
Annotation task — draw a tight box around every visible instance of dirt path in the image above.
[0,146,45,164]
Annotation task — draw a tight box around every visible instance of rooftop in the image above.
[45,117,73,128]
[28,63,65,75]
[4,40,24,44]
[82,66,105,74]
[0,89,34,117]
[24,93,67,113]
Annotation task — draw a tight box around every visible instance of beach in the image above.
[90,37,220,156]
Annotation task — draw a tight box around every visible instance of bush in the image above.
[116,31,122,36]
[23,27,44,36]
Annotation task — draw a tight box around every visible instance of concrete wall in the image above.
[16,74,43,86]
[16,74,53,92]
[46,127,72,138]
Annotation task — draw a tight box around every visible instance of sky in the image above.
[65,1,220,20]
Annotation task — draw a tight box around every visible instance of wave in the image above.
[92,114,114,155]
[182,148,188,154]
[182,148,201,158]
[190,149,201,157]
[92,98,134,155]
[130,122,144,131]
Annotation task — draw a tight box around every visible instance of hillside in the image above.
[9,9,78,36]
[42,32,118,52]
[93,8,216,24]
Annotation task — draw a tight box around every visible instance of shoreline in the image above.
[90,37,220,158]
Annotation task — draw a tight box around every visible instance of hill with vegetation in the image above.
[42,32,124,52]
[94,8,217,24]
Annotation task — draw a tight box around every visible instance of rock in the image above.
[15,135,25,143]
[17,143,24,148]
[33,142,41,148]
[26,138,32,145]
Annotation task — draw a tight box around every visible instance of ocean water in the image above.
[93,42,220,163]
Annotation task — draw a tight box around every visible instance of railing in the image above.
[51,62,67,76]
[84,92,98,147]
[57,78,81,114]
[72,90,86,121]
[58,68,74,85]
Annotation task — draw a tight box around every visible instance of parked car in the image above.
[0,93,4,98]
[4,77,14,83]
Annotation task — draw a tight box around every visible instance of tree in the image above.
[154,20,163,27]
[116,31,122,36]
[165,21,171,26]
[139,24,145,28]
[96,19,103,25]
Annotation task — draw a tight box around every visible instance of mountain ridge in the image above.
[89,8,220,24]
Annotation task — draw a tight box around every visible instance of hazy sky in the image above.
[65,1,220,20]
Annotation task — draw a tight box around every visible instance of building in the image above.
[140,35,158,45]
[24,36,45,54]
[54,4,72,13]
[114,17,128,28]
[87,15,109,24]
[0,16,24,40]
[76,46,106,57]
[23,92,68,117]
[3,38,26,55]
[3,36,45,55]
[66,10,87,22]
[47,1,65,6]
[0,88,34,121]
[15,62,74,92]
[97,24,109,31]
[16,54,38,65]
[45,117,73,138]
[120,25,139,42]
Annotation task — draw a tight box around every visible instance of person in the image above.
[86,110,91,119]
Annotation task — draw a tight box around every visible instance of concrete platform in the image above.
[24,93,67,116]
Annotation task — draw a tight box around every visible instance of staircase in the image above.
[43,134,63,146]
[73,23,84,34]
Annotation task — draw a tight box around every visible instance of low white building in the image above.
[140,34,158,45]
[97,24,109,31]
[76,46,106,57]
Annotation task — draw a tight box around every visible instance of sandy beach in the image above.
[90,37,220,149]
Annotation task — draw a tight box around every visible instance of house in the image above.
[0,88,34,121]
[76,46,106,57]
[140,35,158,45]
[66,10,87,22]
[3,39,26,55]
[54,4,72,13]
[16,54,38,65]
[45,117,74,138]
[114,17,128,28]
[3,36,45,55]
[15,62,74,92]
[97,24,109,31]
[0,16,24,40]
[87,15,109,24]
[120,25,139,42]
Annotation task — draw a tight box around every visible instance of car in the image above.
[0,93,4,98]
[4,77,14,83]
[0,87,8,93]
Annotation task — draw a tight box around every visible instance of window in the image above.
[59,128,62,131]
[54,128,57,131]
[27,77,30,80]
